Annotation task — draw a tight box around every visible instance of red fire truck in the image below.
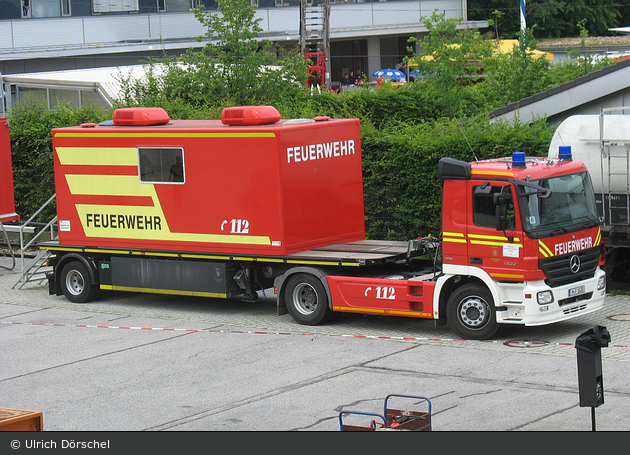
[41,106,606,339]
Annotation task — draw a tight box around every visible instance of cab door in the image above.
[467,181,525,282]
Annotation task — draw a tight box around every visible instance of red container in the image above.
[52,110,365,256]
[0,118,19,223]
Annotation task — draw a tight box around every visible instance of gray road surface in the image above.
[1,256,629,433]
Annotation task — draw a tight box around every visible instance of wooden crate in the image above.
[0,408,43,431]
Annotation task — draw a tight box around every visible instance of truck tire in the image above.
[284,273,332,325]
[60,261,98,303]
[446,283,499,340]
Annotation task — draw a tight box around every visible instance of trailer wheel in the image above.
[446,284,499,340]
[284,273,332,325]
[60,261,98,303]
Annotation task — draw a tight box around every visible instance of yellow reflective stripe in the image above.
[595,227,601,246]
[99,284,226,298]
[468,233,522,247]
[65,174,271,246]
[286,260,359,267]
[490,273,525,279]
[57,147,137,166]
[470,170,514,177]
[468,233,520,242]
[538,240,553,258]
[84,248,132,255]
[443,238,467,243]
[470,240,522,247]
[55,132,276,138]
[443,232,467,243]
[444,232,522,247]
[333,306,432,318]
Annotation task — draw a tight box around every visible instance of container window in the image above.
[138,147,185,183]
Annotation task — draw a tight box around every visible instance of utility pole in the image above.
[299,0,330,90]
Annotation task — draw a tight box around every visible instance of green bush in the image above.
[361,117,553,240]
[8,102,111,222]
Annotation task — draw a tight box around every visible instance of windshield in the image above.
[518,171,599,234]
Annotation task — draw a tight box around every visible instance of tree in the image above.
[479,28,552,107]
[117,0,308,112]
[468,0,626,38]
[407,11,494,117]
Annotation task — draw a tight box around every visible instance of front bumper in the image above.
[495,267,606,326]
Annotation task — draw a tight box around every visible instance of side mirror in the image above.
[494,193,508,231]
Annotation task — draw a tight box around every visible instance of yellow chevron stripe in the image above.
[57,147,137,166]
[595,227,601,246]
[538,239,553,257]
[65,174,271,246]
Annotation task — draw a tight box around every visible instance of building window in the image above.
[93,0,139,13]
[21,0,31,17]
[139,148,185,184]
[61,0,71,15]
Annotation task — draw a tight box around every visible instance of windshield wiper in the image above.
[510,178,552,199]
[542,221,570,235]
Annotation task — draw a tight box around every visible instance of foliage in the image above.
[8,102,111,222]
[478,29,553,107]
[116,0,308,112]
[407,11,494,118]
[468,0,626,39]
[361,116,552,239]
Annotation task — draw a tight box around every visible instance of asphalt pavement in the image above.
[1,255,629,435]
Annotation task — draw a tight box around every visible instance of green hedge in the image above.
[361,117,553,240]
[8,103,112,223]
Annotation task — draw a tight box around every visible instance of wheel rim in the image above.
[457,295,489,329]
[65,270,85,296]
[291,283,318,316]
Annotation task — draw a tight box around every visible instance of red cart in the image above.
[339,394,432,431]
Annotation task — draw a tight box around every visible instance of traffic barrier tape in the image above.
[1,321,628,348]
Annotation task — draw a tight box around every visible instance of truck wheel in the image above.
[446,284,499,340]
[60,261,98,303]
[284,273,332,325]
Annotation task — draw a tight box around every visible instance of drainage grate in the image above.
[503,339,550,348]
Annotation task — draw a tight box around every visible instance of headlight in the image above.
[537,290,554,305]
[597,275,606,291]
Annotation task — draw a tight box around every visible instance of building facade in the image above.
[1,1,485,104]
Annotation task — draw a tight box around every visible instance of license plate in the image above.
[569,285,585,297]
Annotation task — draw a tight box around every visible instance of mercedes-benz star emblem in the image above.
[569,255,581,273]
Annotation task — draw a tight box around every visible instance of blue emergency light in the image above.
[512,152,526,168]
[558,145,573,161]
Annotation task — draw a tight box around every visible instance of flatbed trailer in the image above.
[42,236,440,325]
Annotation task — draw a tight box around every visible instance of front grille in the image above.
[539,246,600,288]
[563,304,587,315]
